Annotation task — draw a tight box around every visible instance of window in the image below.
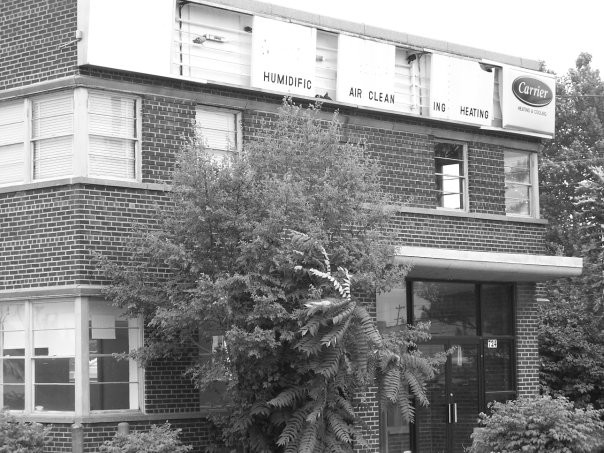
[32,93,74,180]
[88,93,138,180]
[435,142,467,210]
[195,106,241,158]
[0,298,141,414]
[0,89,140,187]
[0,101,25,185]
[505,150,536,216]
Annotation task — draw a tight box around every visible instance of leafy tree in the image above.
[103,101,439,452]
[539,54,604,409]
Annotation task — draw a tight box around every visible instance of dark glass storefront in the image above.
[377,281,516,453]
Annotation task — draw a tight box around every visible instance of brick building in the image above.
[0,0,582,452]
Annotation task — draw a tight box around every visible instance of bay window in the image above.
[0,298,142,414]
[0,89,140,187]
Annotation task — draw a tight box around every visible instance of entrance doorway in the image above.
[377,281,516,453]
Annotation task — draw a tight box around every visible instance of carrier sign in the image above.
[502,67,555,136]
[512,77,553,107]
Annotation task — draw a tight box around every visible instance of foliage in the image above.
[102,101,438,452]
[468,396,604,453]
[98,423,193,453]
[0,411,51,453]
[538,53,604,409]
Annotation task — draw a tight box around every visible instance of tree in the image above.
[539,54,604,409]
[103,101,439,452]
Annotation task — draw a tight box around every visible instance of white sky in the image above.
[265,0,604,76]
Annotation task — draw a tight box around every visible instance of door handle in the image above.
[448,403,452,423]
[452,402,458,423]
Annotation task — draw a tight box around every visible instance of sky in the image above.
[265,0,603,76]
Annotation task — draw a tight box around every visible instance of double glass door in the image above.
[377,281,516,453]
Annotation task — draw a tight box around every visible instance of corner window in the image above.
[195,106,241,159]
[504,150,537,216]
[0,298,142,414]
[0,89,140,187]
[435,142,467,210]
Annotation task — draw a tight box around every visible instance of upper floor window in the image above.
[435,141,467,210]
[0,298,141,414]
[0,89,140,187]
[195,106,241,159]
[504,150,537,217]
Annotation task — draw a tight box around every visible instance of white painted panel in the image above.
[429,54,494,126]
[336,35,397,112]
[176,3,252,85]
[85,0,174,77]
[251,16,316,97]
[501,66,555,136]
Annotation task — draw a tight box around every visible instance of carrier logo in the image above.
[512,77,553,107]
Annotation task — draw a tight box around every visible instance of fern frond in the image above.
[299,420,319,453]
[268,387,308,409]
[353,305,382,347]
[326,410,352,443]
[277,404,312,446]
[320,317,351,347]
[315,346,344,379]
[296,333,324,356]
[381,366,401,402]
[397,389,415,423]
[405,370,428,406]
[332,394,355,420]
[332,301,356,325]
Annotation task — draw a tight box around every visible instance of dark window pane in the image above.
[484,340,514,392]
[35,384,74,411]
[90,383,133,410]
[481,284,514,336]
[89,357,129,383]
[3,359,24,383]
[413,282,477,336]
[3,385,24,410]
[34,358,74,383]
[380,400,411,453]
[376,287,408,333]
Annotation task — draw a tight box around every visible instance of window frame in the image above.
[195,105,242,159]
[0,297,144,416]
[504,150,539,218]
[434,140,469,212]
[0,89,142,188]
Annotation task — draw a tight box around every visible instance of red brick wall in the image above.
[516,283,541,397]
[0,0,77,90]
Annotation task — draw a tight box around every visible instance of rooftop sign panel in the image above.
[78,0,555,137]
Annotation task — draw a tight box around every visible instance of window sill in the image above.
[0,177,169,195]
[394,205,548,224]
[13,410,223,424]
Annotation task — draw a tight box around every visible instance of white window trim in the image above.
[0,297,144,416]
[504,150,539,219]
[434,140,469,212]
[0,89,142,188]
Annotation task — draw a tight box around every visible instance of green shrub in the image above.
[0,411,51,453]
[468,396,604,453]
[98,422,193,453]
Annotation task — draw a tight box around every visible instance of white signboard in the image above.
[429,54,494,126]
[501,66,555,135]
[336,35,397,111]
[82,0,174,77]
[250,16,316,96]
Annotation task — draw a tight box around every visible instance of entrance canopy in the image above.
[394,247,583,282]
